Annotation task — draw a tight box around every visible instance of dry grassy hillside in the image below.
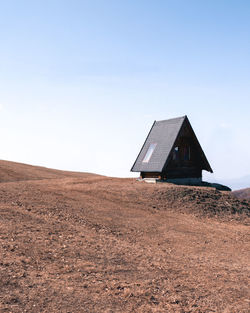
[0,161,249,312]
[233,187,250,200]
[0,160,98,183]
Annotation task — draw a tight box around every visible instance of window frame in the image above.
[142,143,157,163]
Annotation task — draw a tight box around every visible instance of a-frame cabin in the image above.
[131,116,213,183]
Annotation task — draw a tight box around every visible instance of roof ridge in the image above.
[156,115,186,123]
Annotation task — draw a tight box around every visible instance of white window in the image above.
[143,143,157,163]
[173,146,179,161]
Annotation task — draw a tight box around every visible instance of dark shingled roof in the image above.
[131,116,213,173]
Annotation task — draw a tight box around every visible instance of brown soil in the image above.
[233,188,250,200]
[0,160,249,312]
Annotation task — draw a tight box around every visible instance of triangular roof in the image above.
[131,116,213,173]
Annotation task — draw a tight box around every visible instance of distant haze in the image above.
[216,175,250,191]
[0,1,249,182]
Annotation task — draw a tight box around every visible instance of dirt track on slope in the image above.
[0,161,249,312]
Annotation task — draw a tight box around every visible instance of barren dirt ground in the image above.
[233,188,250,200]
[0,161,249,312]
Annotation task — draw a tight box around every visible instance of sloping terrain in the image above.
[0,161,249,312]
[233,187,250,200]
[0,160,97,183]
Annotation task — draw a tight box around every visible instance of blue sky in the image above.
[0,0,249,180]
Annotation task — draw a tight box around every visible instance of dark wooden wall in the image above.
[141,172,161,179]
